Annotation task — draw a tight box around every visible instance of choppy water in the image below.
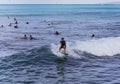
[0,4,120,84]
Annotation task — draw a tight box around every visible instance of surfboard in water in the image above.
[60,50,68,56]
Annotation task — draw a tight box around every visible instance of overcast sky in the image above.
[0,0,120,4]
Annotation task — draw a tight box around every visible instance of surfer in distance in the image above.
[59,37,67,54]
[91,34,95,39]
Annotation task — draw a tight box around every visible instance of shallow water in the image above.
[0,4,120,84]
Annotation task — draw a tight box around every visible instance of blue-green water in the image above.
[0,4,120,84]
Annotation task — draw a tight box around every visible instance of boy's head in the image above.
[61,37,64,40]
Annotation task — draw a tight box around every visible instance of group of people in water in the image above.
[22,34,36,40]
[0,17,29,28]
[0,16,96,54]
[0,17,36,40]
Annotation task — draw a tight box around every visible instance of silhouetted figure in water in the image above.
[48,23,50,26]
[22,34,27,39]
[91,34,95,39]
[55,31,60,35]
[26,22,29,24]
[14,25,18,28]
[30,35,37,40]
[30,35,33,40]
[48,22,54,26]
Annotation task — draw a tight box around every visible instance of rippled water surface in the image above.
[0,4,120,84]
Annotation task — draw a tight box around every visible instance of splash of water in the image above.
[51,37,120,57]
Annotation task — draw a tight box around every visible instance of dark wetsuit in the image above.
[92,34,95,38]
[60,40,66,48]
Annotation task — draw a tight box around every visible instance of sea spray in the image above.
[51,37,120,57]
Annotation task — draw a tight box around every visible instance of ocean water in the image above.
[0,4,120,84]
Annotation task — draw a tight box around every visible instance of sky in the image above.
[0,0,120,4]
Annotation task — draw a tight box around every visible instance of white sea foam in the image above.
[51,37,120,57]
[76,37,120,56]
[0,50,18,57]
[51,43,80,58]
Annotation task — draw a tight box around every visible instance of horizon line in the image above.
[0,3,120,5]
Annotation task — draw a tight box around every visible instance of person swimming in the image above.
[55,31,60,35]
[14,25,18,28]
[21,34,27,39]
[91,34,95,39]
[30,35,34,40]
[30,35,37,40]
[59,37,66,54]
[21,34,38,40]
[26,22,29,24]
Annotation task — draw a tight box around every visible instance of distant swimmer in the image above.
[30,35,33,40]
[55,31,60,35]
[59,37,67,54]
[14,25,18,28]
[26,22,29,24]
[21,34,27,39]
[30,35,37,40]
[48,23,51,26]
[91,34,95,39]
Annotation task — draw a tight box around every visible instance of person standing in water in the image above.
[59,37,66,54]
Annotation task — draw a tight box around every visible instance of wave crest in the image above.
[51,37,120,57]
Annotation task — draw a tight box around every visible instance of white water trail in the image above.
[51,37,120,57]
[76,37,120,56]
